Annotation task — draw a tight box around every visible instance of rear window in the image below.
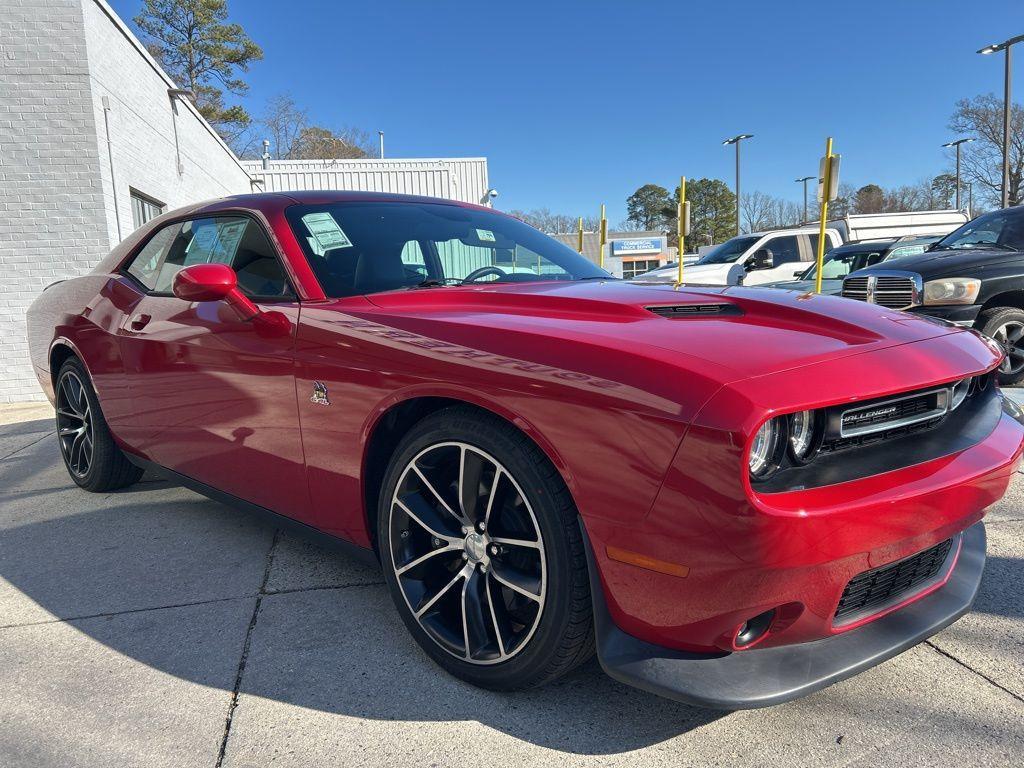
[285,202,609,298]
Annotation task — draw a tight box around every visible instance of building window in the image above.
[130,189,165,230]
[622,259,661,279]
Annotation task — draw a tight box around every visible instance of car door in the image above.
[744,234,808,285]
[117,214,310,521]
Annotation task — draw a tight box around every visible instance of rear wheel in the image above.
[55,358,143,492]
[378,406,593,690]
[979,307,1024,386]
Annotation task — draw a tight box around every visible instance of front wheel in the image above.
[979,307,1024,386]
[378,406,593,690]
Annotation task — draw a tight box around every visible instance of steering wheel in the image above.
[462,265,508,283]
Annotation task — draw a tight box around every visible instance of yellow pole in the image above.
[676,175,686,286]
[599,204,607,270]
[814,137,833,295]
[577,216,584,254]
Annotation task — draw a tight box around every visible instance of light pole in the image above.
[941,138,975,210]
[378,130,385,159]
[978,34,1023,208]
[723,134,753,235]
[795,175,814,222]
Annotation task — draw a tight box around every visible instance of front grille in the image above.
[842,276,869,301]
[841,273,918,309]
[839,389,945,437]
[834,538,954,623]
[873,276,915,309]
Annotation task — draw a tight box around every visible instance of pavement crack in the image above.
[215,528,280,768]
[985,517,1024,525]
[925,640,1024,704]
[0,430,55,461]
[263,580,383,597]
[0,594,255,630]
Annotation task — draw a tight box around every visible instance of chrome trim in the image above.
[842,270,923,309]
[839,386,951,438]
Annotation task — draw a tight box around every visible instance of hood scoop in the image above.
[647,303,743,319]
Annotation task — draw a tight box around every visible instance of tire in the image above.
[378,406,594,690]
[978,307,1024,386]
[55,357,143,492]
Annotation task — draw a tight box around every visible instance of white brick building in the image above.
[0,0,491,403]
[0,0,255,403]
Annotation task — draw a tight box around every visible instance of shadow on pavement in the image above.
[0,444,722,754]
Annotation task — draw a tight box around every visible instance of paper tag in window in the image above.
[476,228,496,242]
[302,212,353,251]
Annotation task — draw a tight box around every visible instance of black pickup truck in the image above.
[842,205,1024,384]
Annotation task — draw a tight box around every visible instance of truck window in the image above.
[764,235,802,265]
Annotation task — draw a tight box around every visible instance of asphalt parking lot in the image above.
[1,402,1022,768]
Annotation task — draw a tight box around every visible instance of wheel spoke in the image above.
[412,464,469,527]
[415,567,468,619]
[485,571,507,658]
[57,408,81,421]
[490,562,542,603]
[394,499,460,544]
[483,468,503,529]
[70,430,86,473]
[489,536,541,550]
[461,568,491,659]
[458,446,486,524]
[1008,326,1024,343]
[396,542,461,575]
[59,426,81,437]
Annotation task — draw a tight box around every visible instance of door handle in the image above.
[130,313,152,331]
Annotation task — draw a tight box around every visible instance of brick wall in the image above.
[0,0,254,403]
[0,0,107,403]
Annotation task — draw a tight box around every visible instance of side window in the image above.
[125,223,182,291]
[126,216,293,299]
[765,235,802,265]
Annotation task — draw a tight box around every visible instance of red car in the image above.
[26,192,1024,708]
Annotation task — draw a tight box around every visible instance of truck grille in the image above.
[841,273,919,309]
[834,537,954,624]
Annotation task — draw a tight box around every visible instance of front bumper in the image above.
[908,304,982,327]
[586,522,986,710]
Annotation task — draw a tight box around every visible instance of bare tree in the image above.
[949,94,1024,207]
[291,125,373,160]
[507,208,599,234]
[261,94,307,160]
[740,191,777,231]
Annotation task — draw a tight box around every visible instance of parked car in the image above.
[26,191,1023,709]
[632,210,967,287]
[766,236,942,295]
[843,206,1024,385]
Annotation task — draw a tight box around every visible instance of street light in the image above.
[795,175,814,222]
[941,138,975,210]
[978,34,1024,208]
[723,134,753,235]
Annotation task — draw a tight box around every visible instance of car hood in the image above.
[356,279,961,384]
[855,247,1024,279]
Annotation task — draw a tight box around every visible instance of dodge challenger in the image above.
[26,191,1024,708]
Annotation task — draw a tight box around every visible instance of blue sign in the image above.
[611,237,663,255]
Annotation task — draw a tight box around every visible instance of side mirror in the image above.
[750,248,774,270]
[173,263,259,320]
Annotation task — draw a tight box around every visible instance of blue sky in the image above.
[109,0,1021,224]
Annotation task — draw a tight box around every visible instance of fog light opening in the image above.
[734,608,776,649]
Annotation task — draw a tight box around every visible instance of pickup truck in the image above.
[633,210,967,286]
[842,205,1024,385]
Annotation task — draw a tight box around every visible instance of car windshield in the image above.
[799,246,890,280]
[285,202,611,298]
[933,208,1024,252]
[695,235,760,264]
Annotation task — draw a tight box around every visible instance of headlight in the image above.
[922,277,981,305]
[749,418,783,479]
[788,410,819,462]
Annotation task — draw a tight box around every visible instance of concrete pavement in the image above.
[1,407,1022,767]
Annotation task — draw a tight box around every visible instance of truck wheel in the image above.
[979,307,1024,386]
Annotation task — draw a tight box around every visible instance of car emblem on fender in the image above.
[311,381,330,406]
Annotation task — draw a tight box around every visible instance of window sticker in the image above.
[476,228,496,242]
[303,212,353,252]
[184,219,246,265]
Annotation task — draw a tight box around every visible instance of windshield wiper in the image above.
[949,241,1019,251]
[575,275,617,281]
[410,278,462,289]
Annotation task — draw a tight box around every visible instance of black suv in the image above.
[843,206,1024,385]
